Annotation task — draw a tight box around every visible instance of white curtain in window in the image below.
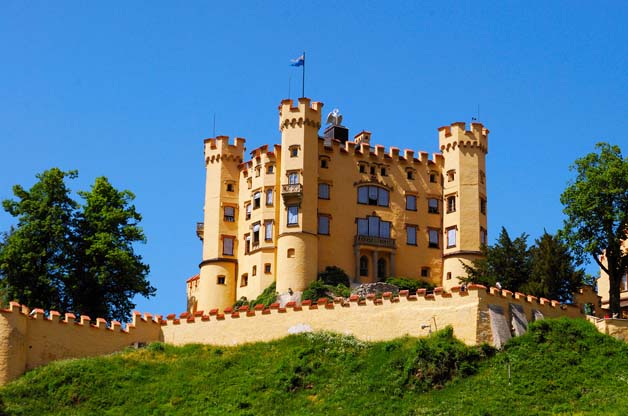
[447,229,456,247]
[266,189,273,205]
[288,206,298,224]
[265,222,273,239]
[223,237,233,255]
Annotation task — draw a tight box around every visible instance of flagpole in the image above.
[302,51,305,98]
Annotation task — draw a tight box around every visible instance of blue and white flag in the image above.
[290,54,304,67]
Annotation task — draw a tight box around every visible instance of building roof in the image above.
[186,274,200,283]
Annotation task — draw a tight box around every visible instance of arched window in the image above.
[357,185,389,207]
[359,256,369,276]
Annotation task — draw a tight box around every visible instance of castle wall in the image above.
[0,303,162,385]
[0,287,592,385]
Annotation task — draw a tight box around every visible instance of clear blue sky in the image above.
[1,1,627,316]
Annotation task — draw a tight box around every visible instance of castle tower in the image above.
[196,136,245,312]
[438,122,489,290]
[275,98,323,295]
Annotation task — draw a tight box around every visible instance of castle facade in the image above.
[188,98,489,312]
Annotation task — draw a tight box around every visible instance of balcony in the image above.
[354,235,396,249]
[196,222,204,240]
[281,183,303,205]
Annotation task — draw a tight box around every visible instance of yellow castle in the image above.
[188,97,489,312]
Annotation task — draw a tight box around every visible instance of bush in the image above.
[249,282,277,308]
[385,277,435,294]
[317,266,351,287]
[302,280,351,301]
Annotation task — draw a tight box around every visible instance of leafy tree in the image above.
[68,177,154,321]
[462,227,585,302]
[0,168,77,312]
[461,227,531,290]
[560,142,628,315]
[0,169,155,322]
[521,231,585,303]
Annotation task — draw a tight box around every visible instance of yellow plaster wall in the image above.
[0,303,162,385]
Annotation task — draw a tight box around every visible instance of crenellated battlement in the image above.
[204,136,246,164]
[0,284,597,384]
[278,97,323,131]
[438,121,489,154]
[322,136,444,167]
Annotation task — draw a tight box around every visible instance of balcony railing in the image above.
[281,183,303,204]
[196,222,204,240]
[354,234,396,249]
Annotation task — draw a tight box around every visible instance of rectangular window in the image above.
[428,198,439,214]
[379,221,391,238]
[224,206,235,222]
[406,225,417,245]
[267,165,274,174]
[359,164,366,173]
[368,216,379,237]
[241,274,248,287]
[217,275,226,285]
[480,198,487,215]
[252,223,260,246]
[407,170,414,180]
[245,203,252,220]
[380,167,387,176]
[253,192,261,209]
[266,189,273,206]
[320,158,328,168]
[264,263,271,274]
[428,229,439,248]
[245,235,250,254]
[480,227,487,245]
[265,221,273,241]
[357,217,390,238]
[447,196,456,213]
[318,183,330,199]
[318,215,330,235]
[429,173,437,183]
[226,183,235,192]
[421,267,430,277]
[290,146,299,157]
[447,228,457,248]
[622,273,628,291]
[357,218,368,236]
[406,195,417,211]
[288,172,299,184]
[223,236,234,255]
[255,166,261,177]
[378,189,389,206]
[287,206,298,225]
[358,186,368,204]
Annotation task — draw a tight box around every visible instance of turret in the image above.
[275,98,323,295]
[438,122,489,290]
[194,136,245,312]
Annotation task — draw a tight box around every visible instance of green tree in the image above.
[0,168,77,311]
[560,142,628,315]
[461,227,531,290]
[521,231,585,303]
[0,169,155,322]
[69,177,154,322]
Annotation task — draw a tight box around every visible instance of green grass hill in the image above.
[2,318,628,415]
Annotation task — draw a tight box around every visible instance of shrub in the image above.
[317,266,351,287]
[385,277,435,294]
[302,280,351,301]
[249,282,277,308]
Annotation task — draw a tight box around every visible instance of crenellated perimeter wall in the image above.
[0,285,586,385]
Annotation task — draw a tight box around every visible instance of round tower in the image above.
[438,122,489,290]
[195,136,245,312]
[275,98,323,295]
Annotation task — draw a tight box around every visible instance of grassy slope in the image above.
[2,318,628,416]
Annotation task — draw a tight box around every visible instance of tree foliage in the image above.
[461,227,584,302]
[560,142,628,315]
[0,169,155,321]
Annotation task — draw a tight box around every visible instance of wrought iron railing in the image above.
[354,234,396,248]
